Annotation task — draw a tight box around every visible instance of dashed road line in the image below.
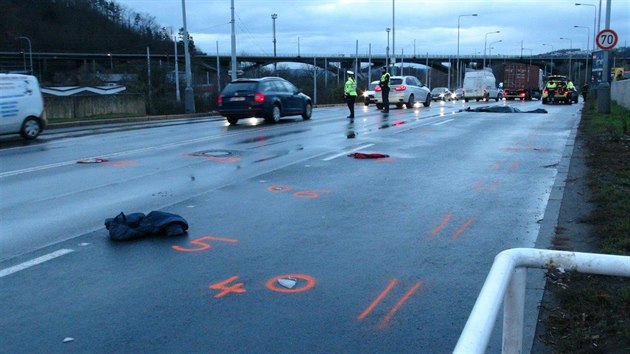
[0,249,74,278]
[322,144,375,161]
[433,119,454,126]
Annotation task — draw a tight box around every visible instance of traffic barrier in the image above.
[454,248,630,354]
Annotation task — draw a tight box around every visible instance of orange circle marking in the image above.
[266,274,316,293]
[267,185,293,193]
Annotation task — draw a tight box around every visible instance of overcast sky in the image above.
[116,0,629,57]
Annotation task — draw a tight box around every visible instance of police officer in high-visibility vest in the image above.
[344,71,357,119]
[379,67,391,113]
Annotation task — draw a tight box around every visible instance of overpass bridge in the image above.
[0,50,592,87]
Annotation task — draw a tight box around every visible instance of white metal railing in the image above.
[454,248,630,354]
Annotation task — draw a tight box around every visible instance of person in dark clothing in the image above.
[380,67,390,113]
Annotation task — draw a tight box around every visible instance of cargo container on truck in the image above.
[498,63,543,101]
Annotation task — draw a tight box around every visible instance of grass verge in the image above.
[537,100,630,353]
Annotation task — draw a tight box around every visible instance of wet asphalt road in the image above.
[0,99,582,353]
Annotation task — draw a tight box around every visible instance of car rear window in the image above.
[222,82,258,95]
[390,78,403,85]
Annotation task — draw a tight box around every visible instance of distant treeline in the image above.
[0,0,202,55]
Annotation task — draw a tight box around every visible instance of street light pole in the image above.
[575,3,597,57]
[391,0,395,75]
[522,48,533,95]
[181,0,195,113]
[174,33,180,102]
[560,37,573,77]
[386,27,391,70]
[574,25,591,85]
[488,40,502,67]
[457,14,477,88]
[16,36,33,75]
[271,13,277,74]
[483,31,500,69]
[542,43,554,74]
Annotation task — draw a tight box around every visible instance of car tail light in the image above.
[543,89,548,94]
[375,86,382,92]
[394,85,407,91]
[254,93,265,103]
[218,94,224,105]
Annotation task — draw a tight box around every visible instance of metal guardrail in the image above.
[454,248,630,354]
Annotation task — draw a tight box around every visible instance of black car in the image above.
[217,77,312,125]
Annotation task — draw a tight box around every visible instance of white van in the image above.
[463,70,502,102]
[0,73,47,139]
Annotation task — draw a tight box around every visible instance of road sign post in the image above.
[595,29,618,51]
[594,28,616,113]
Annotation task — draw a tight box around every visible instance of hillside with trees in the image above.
[0,0,201,55]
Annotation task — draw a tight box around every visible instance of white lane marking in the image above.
[433,119,454,126]
[322,144,375,161]
[0,249,74,278]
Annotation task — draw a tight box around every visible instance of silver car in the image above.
[375,76,431,109]
[363,80,379,106]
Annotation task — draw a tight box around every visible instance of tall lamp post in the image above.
[542,43,554,75]
[483,31,500,69]
[560,37,573,77]
[488,39,502,68]
[16,36,33,75]
[271,13,277,74]
[575,3,597,54]
[457,14,477,88]
[181,0,195,113]
[574,25,591,85]
[522,48,533,95]
[386,27,391,70]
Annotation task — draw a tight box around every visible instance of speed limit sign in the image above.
[596,29,618,50]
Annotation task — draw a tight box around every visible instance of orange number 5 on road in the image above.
[172,235,238,252]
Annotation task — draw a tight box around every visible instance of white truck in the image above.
[0,73,47,139]
[463,70,502,102]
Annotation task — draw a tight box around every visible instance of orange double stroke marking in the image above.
[452,217,475,240]
[509,161,521,172]
[429,214,452,237]
[209,276,247,298]
[358,279,423,329]
[429,214,475,239]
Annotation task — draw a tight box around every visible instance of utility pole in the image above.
[181,0,195,113]
[271,14,277,74]
[230,0,237,82]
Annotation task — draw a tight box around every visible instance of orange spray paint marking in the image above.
[378,281,423,329]
[103,160,138,167]
[209,276,247,298]
[294,191,320,199]
[267,185,293,193]
[486,180,501,192]
[358,279,398,320]
[472,180,485,190]
[172,235,238,252]
[509,161,521,172]
[206,156,240,163]
[266,274,316,293]
[452,217,475,239]
[429,214,452,237]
